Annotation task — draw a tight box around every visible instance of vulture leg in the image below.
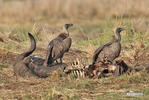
[60,54,64,64]
[56,60,58,64]
[43,49,50,66]
[103,56,112,64]
[60,58,63,64]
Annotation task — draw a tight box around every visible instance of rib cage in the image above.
[64,58,130,79]
[70,69,85,78]
[64,58,88,78]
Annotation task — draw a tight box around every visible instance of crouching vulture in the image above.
[13,33,37,77]
[13,33,67,78]
[92,27,124,64]
[44,24,73,66]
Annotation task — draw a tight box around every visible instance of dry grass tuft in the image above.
[133,18,149,33]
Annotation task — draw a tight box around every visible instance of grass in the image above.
[1,0,149,100]
[1,0,149,23]
[0,17,149,99]
[0,65,3,70]
[0,71,149,99]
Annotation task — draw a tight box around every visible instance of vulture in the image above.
[13,33,67,78]
[13,33,36,77]
[43,24,73,66]
[92,27,124,64]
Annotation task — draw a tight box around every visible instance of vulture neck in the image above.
[62,26,69,36]
[115,30,121,42]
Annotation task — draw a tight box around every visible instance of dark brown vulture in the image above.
[92,27,124,64]
[43,24,73,66]
[13,33,36,77]
[13,33,67,78]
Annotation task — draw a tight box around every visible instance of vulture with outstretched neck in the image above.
[92,27,124,65]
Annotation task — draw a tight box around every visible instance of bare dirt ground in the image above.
[1,0,149,99]
[0,45,149,99]
[0,47,91,99]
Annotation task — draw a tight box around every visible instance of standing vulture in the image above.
[92,27,124,64]
[13,33,67,78]
[43,24,73,66]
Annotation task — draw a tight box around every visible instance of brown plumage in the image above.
[13,33,36,77]
[28,62,67,78]
[44,24,73,66]
[28,55,45,66]
[13,32,67,78]
[92,27,124,64]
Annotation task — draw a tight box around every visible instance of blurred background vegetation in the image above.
[0,0,149,60]
[1,0,149,100]
[0,0,149,62]
[0,0,149,22]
